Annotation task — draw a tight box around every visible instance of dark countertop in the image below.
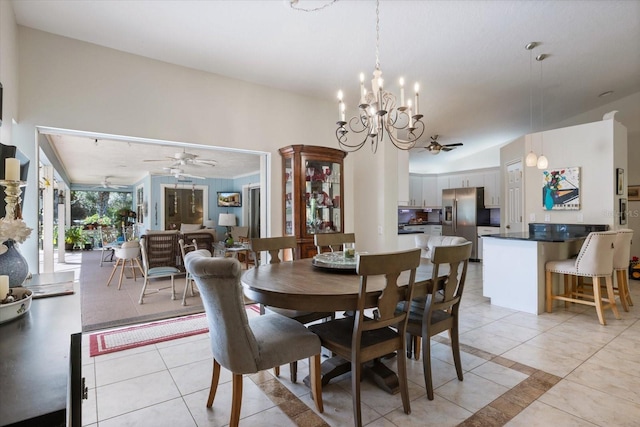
[398,222,442,226]
[398,230,425,235]
[482,232,589,243]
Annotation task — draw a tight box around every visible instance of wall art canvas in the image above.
[542,167,580,210]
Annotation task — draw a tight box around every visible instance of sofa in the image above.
[415,234,468,264]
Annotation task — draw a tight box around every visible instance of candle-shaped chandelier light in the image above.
[335,0,425,153]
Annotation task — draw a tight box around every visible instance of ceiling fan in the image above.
[161,167,205,180]
[91,176,126,190]
[422,135,463,155]
[143,149,217,167]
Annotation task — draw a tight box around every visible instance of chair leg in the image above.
[273,366,280,377]
[563,274,571,308]
[117,259,127,290]
[405,332,413,359]
[604,275,621,320]
[182,276,190,306]
[171,276,176,300]
[138,277,148,304]
[351,359,363,427]
[206,359,221,407]
[545,270,553,313]
[397,337,411,415]
[230,373,243,427]
[421,333,434,400]
[289,361,298,383]
[450,323,463,381]
[414,336,421,360]
[106,258,121,287]
[592,277,606,325]
[309,354,323,413]
[616,270,630,312]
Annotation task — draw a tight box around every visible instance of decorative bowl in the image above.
[0,287,32,324]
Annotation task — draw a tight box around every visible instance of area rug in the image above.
[89,304,261,357]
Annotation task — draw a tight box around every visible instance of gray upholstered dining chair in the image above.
[314,232,356,254]
[184,251,323,426]
[402,242,472,400]
[613,229,634,311]
[250,235,333,382]
[309,248,421,427]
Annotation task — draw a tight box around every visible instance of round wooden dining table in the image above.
[241,257,434,313]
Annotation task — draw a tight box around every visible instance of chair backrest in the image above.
[183,232,215,253]
[139,237,150,273]
[426,242,473,320]
[141,231,181,270]
[99,226,118,246]
[354,249,421,336]
[574,231,617,276]
[250,236,297,265]
[178,238,198,262]
[613,229,634,270]
[314,233,355,254]
[114,240,140,260]
[184,251,260,374]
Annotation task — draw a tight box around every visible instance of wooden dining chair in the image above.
[402,242,472,400]
[250,236,334,382]
[184,251,323,427]
[309,248,421,427]
[314,232,356,254]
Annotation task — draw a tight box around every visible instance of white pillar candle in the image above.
[414,83,420,115]
[5,158,20,181]
[0,275,9,299]
[337,90,343,121]
[399,77,405,107]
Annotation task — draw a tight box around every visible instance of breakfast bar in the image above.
[482,223,607,314]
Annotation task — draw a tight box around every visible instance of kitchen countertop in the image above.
[398,230,425,235]
[482,232,590,243]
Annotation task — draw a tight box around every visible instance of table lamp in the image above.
[218,213,236,246]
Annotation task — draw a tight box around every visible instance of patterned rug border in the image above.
[89,304,261,357]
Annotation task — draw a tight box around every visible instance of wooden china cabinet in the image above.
[279,145,347,259]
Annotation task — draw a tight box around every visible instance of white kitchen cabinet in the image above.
[409,175,423,206]
[436,176,449,207]
[426,225,442,236]
[477,226,500,260]
[449,171,484,188]
[483,169,501,207]
[422,176,437,207]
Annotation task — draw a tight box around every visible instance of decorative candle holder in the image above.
[0,180,27,220]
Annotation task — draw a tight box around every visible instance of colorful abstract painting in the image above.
[542,167,580,210]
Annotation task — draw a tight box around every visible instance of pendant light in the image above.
[536,53,548,170]
[525,42,538,167]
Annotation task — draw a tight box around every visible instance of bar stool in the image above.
[545,231,619,325]
[106,241,144,290]
[613,229,634,311]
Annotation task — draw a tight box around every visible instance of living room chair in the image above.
[184,251,323,426]
[250,235,333,382]
[98,226,118,266]
[314,232,356,254]
[105,240,144,290]
[613,229,634,311]
[545,231,620,325]
[402,242,472,400]
[178,238,211,306]
[138,236,181,304]
[309,248,421,427]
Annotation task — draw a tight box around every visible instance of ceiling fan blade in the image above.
[180,173,205,179]
[443,143,463,147]
[442,147,454,152]
[143,158,173,162]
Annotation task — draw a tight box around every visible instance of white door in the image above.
[505,161,524,232]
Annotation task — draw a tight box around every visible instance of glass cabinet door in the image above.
[284,157,294,236]
[303,157,342,236]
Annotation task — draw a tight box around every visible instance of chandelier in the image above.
[335,0,425,153]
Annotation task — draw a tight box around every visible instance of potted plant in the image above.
[65,226,85,251]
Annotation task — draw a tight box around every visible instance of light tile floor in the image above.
[80,263,640,426]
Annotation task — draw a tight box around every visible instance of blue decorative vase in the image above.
[544,187,554,210]
[0,239,29,288]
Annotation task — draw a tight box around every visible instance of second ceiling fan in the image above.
[143,149,217,167]
[423,135,463,155]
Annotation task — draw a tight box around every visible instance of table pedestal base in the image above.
[303,354,399,394]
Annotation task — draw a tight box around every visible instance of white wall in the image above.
[0,0,19,144]
[13,26,359,270]
[504,119,626,231]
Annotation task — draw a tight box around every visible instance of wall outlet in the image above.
[577,213,584,223]
[544,214,551,222]
[530,213,536,222]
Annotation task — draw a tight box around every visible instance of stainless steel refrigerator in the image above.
[442,187,489,261]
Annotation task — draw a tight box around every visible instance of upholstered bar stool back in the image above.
[545,231,619,325]
[613,229,634,311]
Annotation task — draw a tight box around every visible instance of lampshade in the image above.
[218,213,236,227]
[525,151,538,167]
[536,155,548,169]
[203,219,216,229]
